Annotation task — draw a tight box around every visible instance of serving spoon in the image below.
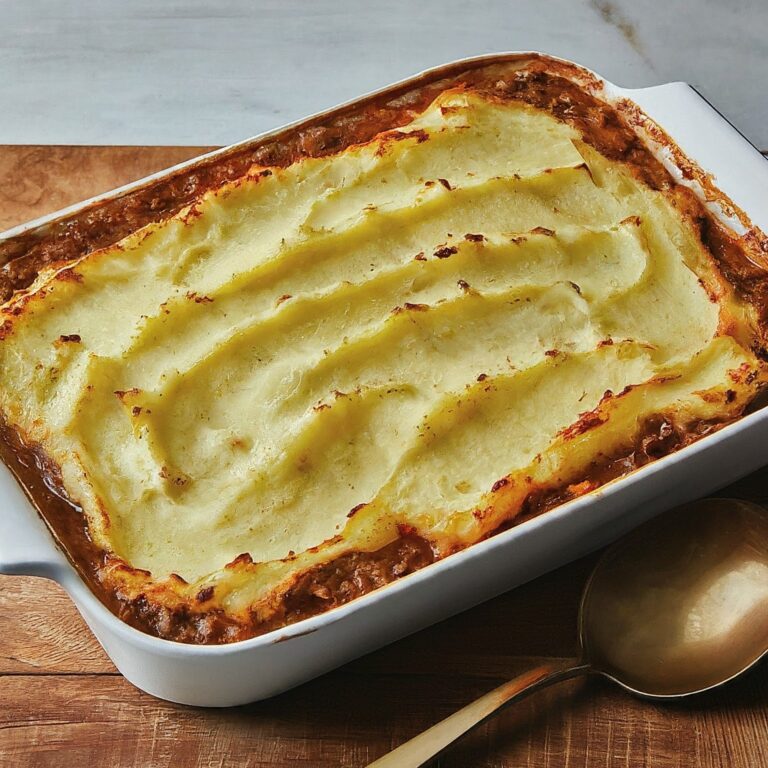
[369,497,768,767]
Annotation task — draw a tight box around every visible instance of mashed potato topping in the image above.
[0,83,764,636]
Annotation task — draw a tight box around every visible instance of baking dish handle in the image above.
[0,463,65,578]
[616,81,768,234]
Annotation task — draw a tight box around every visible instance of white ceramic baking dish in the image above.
[1,53,767,707]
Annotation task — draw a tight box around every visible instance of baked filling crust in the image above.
[2,55,768,643]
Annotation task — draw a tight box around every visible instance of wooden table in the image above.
[1,146,767,768]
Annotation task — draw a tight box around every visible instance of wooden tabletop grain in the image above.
[1,146,767,768]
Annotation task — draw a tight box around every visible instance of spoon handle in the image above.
[367,659,590,768]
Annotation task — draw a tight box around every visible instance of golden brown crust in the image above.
[0,409,740,643]
[2,54,768,643]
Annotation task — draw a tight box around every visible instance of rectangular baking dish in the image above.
[1,53,767,707]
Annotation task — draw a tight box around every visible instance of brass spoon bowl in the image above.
[369,498,768,767]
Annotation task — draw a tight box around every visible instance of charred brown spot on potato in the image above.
[57,333,81,344]
[196,586,215,603]
[114,387,141,400]
[186,291,214,304]
[55,268,84,284]
[347,502,367,518]
[560,409,606,440]
[226,552,254,569]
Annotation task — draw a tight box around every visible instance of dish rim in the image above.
[2,50,768,655]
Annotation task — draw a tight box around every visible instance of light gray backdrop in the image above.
[2,0,766,148]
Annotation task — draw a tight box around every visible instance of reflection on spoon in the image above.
[369,498,768,767]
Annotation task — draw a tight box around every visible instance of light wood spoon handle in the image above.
[367,659,590,768]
